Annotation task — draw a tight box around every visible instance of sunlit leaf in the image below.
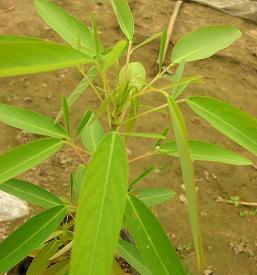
[186,96,257,157]
[61,96,70,136]
[0,36,91,77]
[110,0,134,41]
[76,111,93,136]
[126,195,186,275]
[73,164,86,201]
[172,26,241,63]
[132,188,176,207]
[0,206,66,273]
[167,96,203,268]
[0,102,66,138]
[0,178,63,208]
[70,132,128,275]
[34,0,96,56]
[172,62,186,99]
[159,140,252,165]
[0,139,63,184]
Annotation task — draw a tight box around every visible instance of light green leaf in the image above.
[111,260,124,275]
[0,178,63,208]
[119,132,165,139]
[103,40,127,72]
[0,206,67,273]
[186,96,257,157]
[0,102,66,138]
[55,67,97,122]
[76,111,93,136]
[167,96,203,268]
[110,0,134,41]
[119,62,146,91]
[27,240,60,275]
[73,164,86,201]
[126,195,186,275]
[117,240,151,275]
[133,32,162,52]
[158,28,167,71]
[132,188,176,207]
[34,0,95,56]
[171,26,242,64]
[0,139,63,184]
[159,140,252,165]
[80,115,105,154]
[172,62,186,99]
[61,96,70,136]
[42,260,69,275]
[70,132,128,275]
[0,36,91,78]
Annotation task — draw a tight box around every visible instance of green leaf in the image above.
[70,132,128,275]
[172,62,186,99]
[186,96,257,157]
[171,26,242,64]
[103,40,127,72]
[0,139,63,184]
[0,178,63,208]
[27,240,60,275]
[125,96,139,137]
[0,36,91,77]
[167,96,203,268]
[42,259,69,275]
[0,102,66,138]
[34,0,95,56]
[158,28,167,71]
[80,115,105,154]
[126,195,186,275]
[132,188,176,207]
[129,166,155,190]
[73,164,86,201]
[0,206,66,273]
[76,111,93,136]
[119,132,165,139]
[133,32,162,52]
[55,67,97,122]
[159,140,252,165]
[119,62,146,91]
[61,96,70,136]
[110,0,134,41]
[117,240,151,275]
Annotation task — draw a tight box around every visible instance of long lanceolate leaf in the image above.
[186,96,257,157]
[0,206,67,273]
[159,140,252,165]
[0,36,91,78]
[0,139,63,184]
[126,195,186,275]
[0,179,63,209]
[110,0,134,41]
[167,96,203,268]
[70,132,128,275]
[0,102,66,138]
[34,0,96,56]
[171,26,241,64]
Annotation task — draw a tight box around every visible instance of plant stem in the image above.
[128,152,157,163]
[216,198,257,207]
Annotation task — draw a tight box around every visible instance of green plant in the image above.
[0,0,256,274]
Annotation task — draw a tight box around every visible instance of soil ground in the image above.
[0,0,257,274]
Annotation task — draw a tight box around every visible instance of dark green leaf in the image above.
[70,132,128,275]
[126,195,186,275]
[0,139,63,184]
[0,206,66,273]
[0,179,63,208]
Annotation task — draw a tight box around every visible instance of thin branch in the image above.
[216,198,257,207]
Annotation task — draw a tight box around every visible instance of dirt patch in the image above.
[0,0,257,274]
